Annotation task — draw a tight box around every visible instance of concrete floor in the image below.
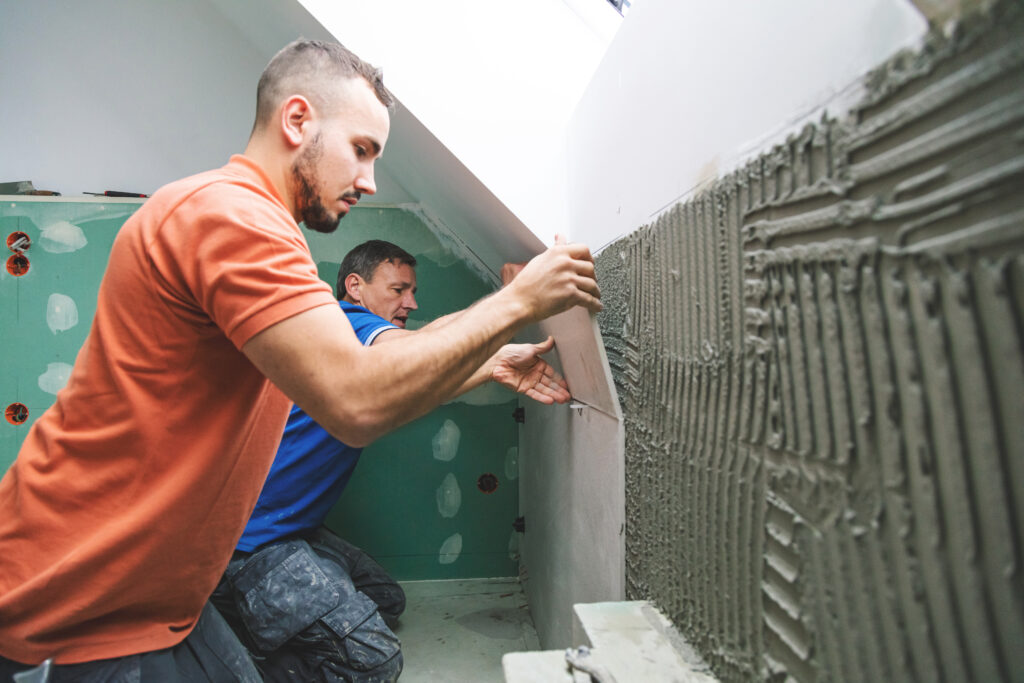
[395,578,541,682]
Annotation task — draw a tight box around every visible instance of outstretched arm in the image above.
[244,241,600,446]
[373,330,569,404]
[409,259,527,334]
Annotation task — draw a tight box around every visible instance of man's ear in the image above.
[280,95,313,148]
[344,273,364,304]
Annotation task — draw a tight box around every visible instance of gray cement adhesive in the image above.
[594,3,1024,680]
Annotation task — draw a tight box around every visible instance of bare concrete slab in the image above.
[397,578,540,682]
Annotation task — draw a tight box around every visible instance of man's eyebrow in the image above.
[366,138,382,156]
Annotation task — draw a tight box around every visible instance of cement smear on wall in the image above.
[595,4,1024,680]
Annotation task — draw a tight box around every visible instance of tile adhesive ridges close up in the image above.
[595,3,1024,680]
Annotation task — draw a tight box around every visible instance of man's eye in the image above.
[355,145,366,157]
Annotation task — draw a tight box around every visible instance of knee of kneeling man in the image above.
[382,588,406,621]
[364,584,405,626]
[324,606,403,675]
[373,648,403,682]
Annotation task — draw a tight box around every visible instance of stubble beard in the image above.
[291,133,343,234]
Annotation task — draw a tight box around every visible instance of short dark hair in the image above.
[337,240,417,300]
[253,39,394,134]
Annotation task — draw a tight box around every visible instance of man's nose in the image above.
[404,292,418,310]
[355,165,377,195]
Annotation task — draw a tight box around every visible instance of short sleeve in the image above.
[154,181,336,349]
[339,302,398,346]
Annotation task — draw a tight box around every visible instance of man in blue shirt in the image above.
[213,240,569,682]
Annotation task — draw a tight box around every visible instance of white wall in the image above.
[3,1,241,195]
[0,0,336,197]
[567,0,928,251]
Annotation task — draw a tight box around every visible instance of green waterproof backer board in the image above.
[325,400,521,581]
[1,199,518,581]
[0,198,144,469]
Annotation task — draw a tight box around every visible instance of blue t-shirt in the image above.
[237,301,398,551]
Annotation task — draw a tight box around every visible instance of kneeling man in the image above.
[213,239,568,682]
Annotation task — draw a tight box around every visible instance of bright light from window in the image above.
[605,0,632,16]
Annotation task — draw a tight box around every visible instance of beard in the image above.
[291,133,343,234]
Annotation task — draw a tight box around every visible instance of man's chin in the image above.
[302,213,343,234]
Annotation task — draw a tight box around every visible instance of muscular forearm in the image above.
[246,287,526,446]
[449,355,497,398]
[417,308,464,332]
[373,316,502,401]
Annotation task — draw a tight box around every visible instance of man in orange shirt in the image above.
[0,39,600,681]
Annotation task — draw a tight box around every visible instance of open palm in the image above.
[491,337,570,405]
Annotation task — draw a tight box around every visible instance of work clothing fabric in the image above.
[0,155,336,665]
[213,527,404,683]
[0,603,260,682]
[227,303,402,680]
[237,302,397,552]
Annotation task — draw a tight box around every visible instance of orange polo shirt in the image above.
[0,155,336,664]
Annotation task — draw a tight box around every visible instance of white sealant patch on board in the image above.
[38,362,72,395]
[504,446,519,481]
[46,293,78,334]
[438,533,463,565]
[508,529,519,561]
[436,472,462,518]
[432,419,461,461]
[39,221,87,253]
